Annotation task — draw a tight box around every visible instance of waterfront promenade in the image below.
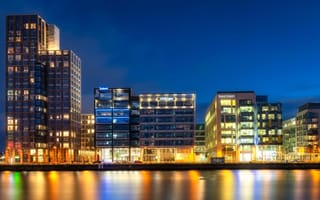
[0,162,319,171]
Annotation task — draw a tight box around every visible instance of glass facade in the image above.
[6,15,48,163]
[139,93,195,162]
[39,50,81,163]
[295,103,320,161]
[5,15,81,163]
[256,96,283,161]
[94,87,140,162]
[194,124,206,162]
[205,92,283,162]
[283,117,296,161]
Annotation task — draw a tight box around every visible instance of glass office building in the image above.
[256,96,282,161]
[205,91,282,162]
[5,15,81,163]
[295,103,320,161]
[139,93,196,162]
[283,117,297,161]
[94,87,140,162]
[39,50,81,163]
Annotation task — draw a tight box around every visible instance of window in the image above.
[7,47,14,54]
[15,55,21,61]
[8,55,14,62]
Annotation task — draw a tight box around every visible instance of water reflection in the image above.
[0,170,319,200]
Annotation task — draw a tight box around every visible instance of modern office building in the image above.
[295,103,320,161]
[194,124,206,162]
[139,93,195,162]
[205,91,282,162]
[39,50,81,163]
[256,95,282,161]
[80,114,96,162]
[94,87,140,162]
[282,117,297,161]
[5,14,81,163]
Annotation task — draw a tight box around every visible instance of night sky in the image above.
[1,0,320,151]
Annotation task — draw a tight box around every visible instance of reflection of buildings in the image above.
[5,14,81,163]
[139,93,195,162]
[295,103,320,161]
[194,124,206,162]
[205,91,282,162]
[94,87,140,162]
[80,114,96,162]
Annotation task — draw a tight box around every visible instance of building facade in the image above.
[5,14,81,163]
[295,103,320,161]
[139,93,195,162]
[205,91,282,162]
[194,124,206,162]
[282,117,297,161]
[256,96,282,161]
[80,114,96,162]
[94,87,140,162]
[39,50,81,163]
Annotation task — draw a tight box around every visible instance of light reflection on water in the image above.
[0,170,319,200]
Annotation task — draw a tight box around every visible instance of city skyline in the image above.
[2,1,320,151]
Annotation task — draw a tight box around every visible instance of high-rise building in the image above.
[5,15,81,163]
[93,87,140,162]
[205,91,282,162]
[80,114,96,162]
[139,93,195,162]
[295,103,320,161]
[39,50,81,163]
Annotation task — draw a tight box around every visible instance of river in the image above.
[0,170,319,200]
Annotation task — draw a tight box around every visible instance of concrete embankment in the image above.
[0,163,319,171]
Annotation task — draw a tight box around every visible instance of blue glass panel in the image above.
[96,117,112,124]
[113,117,129,124]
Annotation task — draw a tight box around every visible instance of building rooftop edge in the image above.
[217,91,255,94]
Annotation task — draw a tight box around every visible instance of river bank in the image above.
[0,162,319,171]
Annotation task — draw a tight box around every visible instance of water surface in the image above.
[0,170,319,200]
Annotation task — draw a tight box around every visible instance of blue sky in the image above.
[1,0,320,150]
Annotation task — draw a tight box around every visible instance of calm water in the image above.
[0,170,319,200]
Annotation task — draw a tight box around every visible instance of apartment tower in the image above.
[5,15,81,163]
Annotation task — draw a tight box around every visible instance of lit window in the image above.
[268,114,275,120]
[24,23,30,29]
[63,114,69,119]
[7,47,14,54]
[63,131,69,137]
[220,99,232,106]
[30,23,37,29]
